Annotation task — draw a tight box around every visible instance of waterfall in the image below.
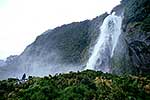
[85,13,122,72]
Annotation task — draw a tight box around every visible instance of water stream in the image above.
[85,13,122,72]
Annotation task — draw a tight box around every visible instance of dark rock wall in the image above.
[124,0,150,74]
[112,0,150,75]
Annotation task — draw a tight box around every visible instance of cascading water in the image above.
[85,13,122,72]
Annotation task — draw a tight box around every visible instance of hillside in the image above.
[0,13,108,79]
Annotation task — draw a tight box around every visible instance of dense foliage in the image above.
[0,70,150,100]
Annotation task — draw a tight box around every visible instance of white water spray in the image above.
[85,13,122,72]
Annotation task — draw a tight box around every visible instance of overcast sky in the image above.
[0,0,121,60]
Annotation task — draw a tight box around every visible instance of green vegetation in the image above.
[0,70,150,100]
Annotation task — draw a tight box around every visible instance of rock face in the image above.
[112,0,150,74]
[123,0,150,74]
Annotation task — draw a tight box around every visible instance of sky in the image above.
[0,0,121,60]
